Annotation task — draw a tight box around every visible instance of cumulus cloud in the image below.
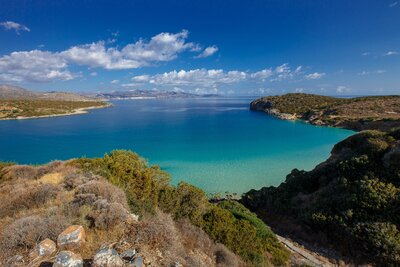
[304,72,325,80]
[0,50,74,82]
[0,21,30,34]
[194,45,218,58]
[111,79,119,84]
[130,64,319,90]
[0,30,206,82]
[146,69,247,87]
[61,30,197,70]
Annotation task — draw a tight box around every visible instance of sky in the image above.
[0,0,399,96]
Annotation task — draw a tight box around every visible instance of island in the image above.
[250,93,400,131]
[0,85,110,120]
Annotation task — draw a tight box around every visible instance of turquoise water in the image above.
[0,98,353,194]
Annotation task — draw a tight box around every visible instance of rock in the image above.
[57,225,86,250]
[127,256,143,267]
[93,247,124,267]
[120,249,136,262]
[53,251,83,267]
[6,255,24,265]
[38,238,57,256]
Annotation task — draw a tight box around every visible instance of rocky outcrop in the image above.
[38,238,57,256]
[57,225,86,250]
[53,250,83,267]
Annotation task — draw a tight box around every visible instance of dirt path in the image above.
[277,235,335,267]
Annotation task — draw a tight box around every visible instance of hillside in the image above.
[0,85,109,120]
[250,93,400,131]
[0,150,289,266]
[0,84,99,102]
[242,128,400,265]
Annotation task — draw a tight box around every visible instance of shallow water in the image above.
[0,97,353,194]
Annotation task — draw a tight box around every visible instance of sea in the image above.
[0,97,354,194]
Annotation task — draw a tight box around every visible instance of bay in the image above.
[0,97,353,194]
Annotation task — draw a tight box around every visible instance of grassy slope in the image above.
[251,93,400,131]
[0,99,108,119]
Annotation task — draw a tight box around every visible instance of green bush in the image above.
[71,150,289,266]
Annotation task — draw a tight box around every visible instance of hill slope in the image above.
[250,93,400,131]
[0,150,289,266]
[242,129,400,265]
[0,85,108,120]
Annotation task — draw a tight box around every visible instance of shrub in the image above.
[76,180,129,209]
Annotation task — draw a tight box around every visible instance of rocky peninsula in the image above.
[250,93,400,131]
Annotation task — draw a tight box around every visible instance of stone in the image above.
[53,251,83,267]
[6,255,24,265]
[38,238,57,256]
[57,225,86,250]
[127,256,143,267]
[120,249,136,262]
[93,247,124,267]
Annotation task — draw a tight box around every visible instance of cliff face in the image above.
[250,93,400,131]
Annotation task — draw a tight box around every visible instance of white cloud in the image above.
[194,45,218,58]
[0,30,207,83]
[389,1,398,7]
[111,79,119,84]
[336,86,350,94]
[358,70,386,75]
[0,50,74,82]
[131,64,320,90]
[90,72,98,76]
[304,72,325,80]
[131,75,150,82]
[361,52,371,56]
[384,51,399,56]
[250,68,273,81]
[0,21,30,34]
[147,69,247,87]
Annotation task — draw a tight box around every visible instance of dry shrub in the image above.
[0,212,69,254]
[177,220,244,267]
[134,211,181,251]
[0,182,59,217]
[214,243,244,267]
[63,172,101,190]
[87,199,132,229]
[75,180,129,209]
[5,165,39,180]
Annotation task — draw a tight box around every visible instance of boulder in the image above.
[120,249,136,262]
[57,225,86,250]
[93,247,124,267]
[53,251,83,267]
[128,256,144,267]
[38,238,57,256]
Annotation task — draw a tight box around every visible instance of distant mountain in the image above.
[95,89,220,99]
[0,84,100,102]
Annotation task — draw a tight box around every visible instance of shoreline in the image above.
[0,102,111,121]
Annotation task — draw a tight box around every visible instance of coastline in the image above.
[0,102,111,121]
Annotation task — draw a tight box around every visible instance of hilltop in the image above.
[0,85,109,120]
[96,89,220,100]
[250,93,400,131]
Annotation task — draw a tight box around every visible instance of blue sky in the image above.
[0,0,399,95]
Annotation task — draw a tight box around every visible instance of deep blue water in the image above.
[0,98,353,193]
